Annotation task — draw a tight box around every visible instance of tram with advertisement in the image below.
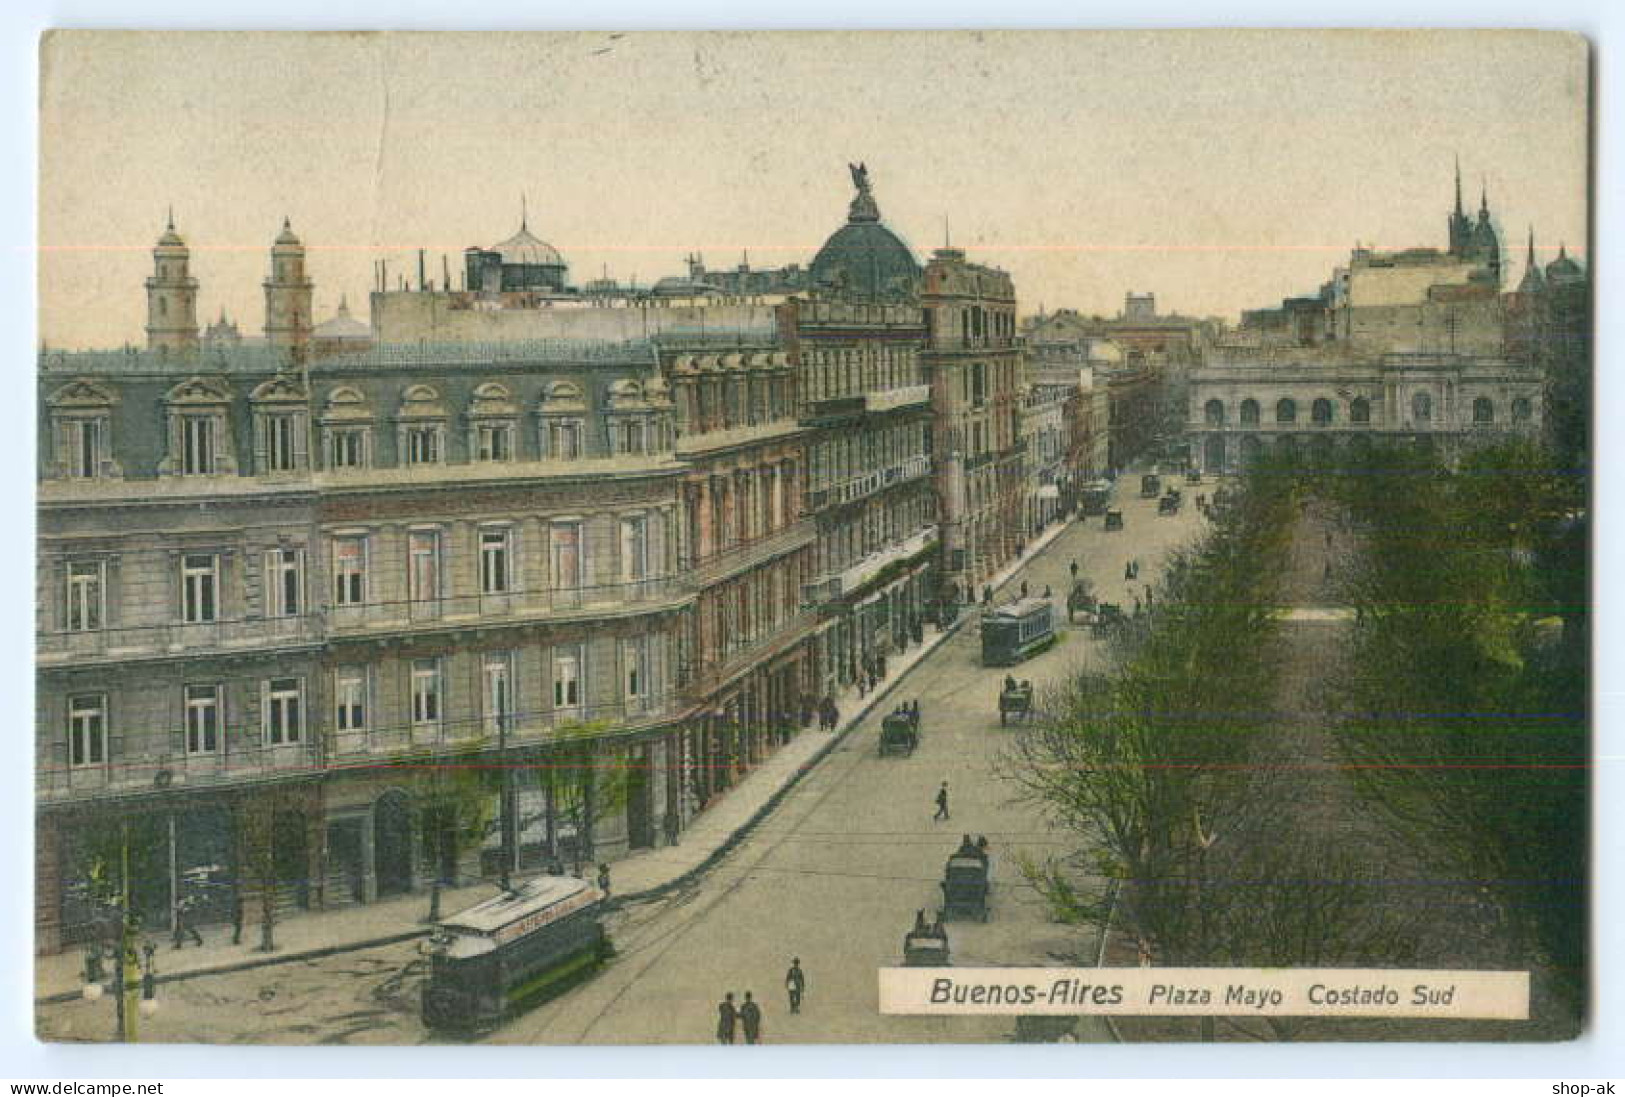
[421,875,610,1033]
[980,597,1057,667]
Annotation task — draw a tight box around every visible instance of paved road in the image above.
[490,483,1212,1046]
[36,481,1212,1047]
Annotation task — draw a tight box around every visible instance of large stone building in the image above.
[1187,168,1554,474]
[920,246,1024,598]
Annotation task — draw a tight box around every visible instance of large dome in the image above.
[493,224,565,269]
[810,220,920,298]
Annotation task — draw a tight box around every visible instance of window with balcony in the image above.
[58,418,107,479]
[261,412,304,473]
[335,666,368,736]
[1204,399,1225,427]
[550,522,583,592]
[1312,398,1333,426]
[47,380,119,480]
[480,527,513,595]
[333,536,367,607]
[68,693,107,768]
[624,638,649,714]
[180,553,219,624]
[620,515,649,586]
[184,684,221,755]
[1350,397,1371,425]
[476,423,513,462]
[265,547,303,617]
[411,659,442,733]
[162,377,236,478]
[1412,392,1433,423]
[468,383,518,463]
[263,677,302,745]
[1275,398,1297,425]
[483,652,514,736]
[1240,399,1260,426]
[545,419,583,460]
[182,416,218,475]
[398,385,447,467]
[405,426,442,466]
[553,648,583,717]
[1473,397,1495,424]
[65,560,105,632]
[321,387,373,470]
[409,531,442,604]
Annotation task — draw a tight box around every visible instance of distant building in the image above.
[311,295,374,359]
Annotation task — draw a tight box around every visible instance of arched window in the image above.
[1349,397,1371,425]
[1473,397,1494,424]
[1512,397,1532,423]
[1239,399,1260,426]
[1412,392,1433,423]
[1204,399,1225,427]
[1275,398,1297,425]
[1312,398,1333,426]
[1239,435,1263,466]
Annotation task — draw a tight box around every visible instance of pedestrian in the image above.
[597,863,611,898]
[1020,580,1029,599]
[1124,561,1133,582]
[1043,584,1051,598]
[717,992,738,1044]
[982,585,992,605]
[740,991,762,1044]
[1070,559,1079,580]
[172,896,203,949]
[1004,674,1017,693]
[933,781,950,822]
[230,890,244,946]
[785,957,807,1014]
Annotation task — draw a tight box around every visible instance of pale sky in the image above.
[38,30,1590,349]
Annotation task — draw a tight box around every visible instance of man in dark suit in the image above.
[740,991,763,1044]
[785,957,806,1014]
[716,992,737,1044]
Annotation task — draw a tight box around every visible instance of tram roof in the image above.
[986,596,1053,620]
[441,874,603,941]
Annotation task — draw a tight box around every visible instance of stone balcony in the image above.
[865,384,931,414]
[38,612,325,669]
[803,524,939,607]
[804,455,932,513]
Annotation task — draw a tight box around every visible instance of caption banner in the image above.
[878,968,1529,1019]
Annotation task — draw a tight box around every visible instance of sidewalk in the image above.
[36,514,1079,1005]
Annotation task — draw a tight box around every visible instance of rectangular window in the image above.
[335,666,368,735]
[550,523,582,590]
[180,553,218,624]
[265,413,298,472]
[68,694,107,768]
[411,658,442,731]
[62,418,104,479]
[65,560,105,632]
[406,426,441,465]
[547,419,582,460]
[409,531,441,603]
[620,515,648,586]
[184,684,221,755]
[329,428,368,470]
[181,416,216,475]
[483,653,513,736]
[266,547,302,617]
[623,639,648,711]
[480,528,512,595]
[476,423,512,462]
[333,536,366,607]
[264,678,302,745]
[552,648,582,715]
[620,419,646,456]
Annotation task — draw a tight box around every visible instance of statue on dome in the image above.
[847,161,881,222]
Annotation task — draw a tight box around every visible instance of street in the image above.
[37,484,1211,1046]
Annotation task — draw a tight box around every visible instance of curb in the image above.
[39,518,1080,1007]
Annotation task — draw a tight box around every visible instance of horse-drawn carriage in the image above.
[1065,581,1097,624]
[1091,602,1125,638]
[902,911,951,967]
[998,679,1035,726]
[940,836,991,922]
[1104,509,1124,532]
[1158,490,1182,516]
[879,703,920,757]
[1185,468,1202,484]
[1140,473,1162,498]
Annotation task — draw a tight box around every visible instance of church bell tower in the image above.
[264,218,314,358]
[145,212,200,355]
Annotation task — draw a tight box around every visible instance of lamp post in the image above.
[77,820,161,1041]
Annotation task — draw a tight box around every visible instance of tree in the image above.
[412,739,497,921]
[535,723,631,875]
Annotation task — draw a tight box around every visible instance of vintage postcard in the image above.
[34,30,1590,1046]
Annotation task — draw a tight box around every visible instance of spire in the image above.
[1454,155,1463,215]
[521,192,528,231]
[1480,177,1489,216]
[1527,226,1537,268]
[167,204,175,231]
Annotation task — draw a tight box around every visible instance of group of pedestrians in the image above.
[716,958,808,1044]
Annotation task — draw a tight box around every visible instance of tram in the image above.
[980,597,1057,667]
[421,874,610,1033]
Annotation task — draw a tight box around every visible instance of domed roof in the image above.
[314,296,372,341]
[493,224,565,269]
[1545,243,1584,285]
[275,217,302,247]
[809,163,920,298]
